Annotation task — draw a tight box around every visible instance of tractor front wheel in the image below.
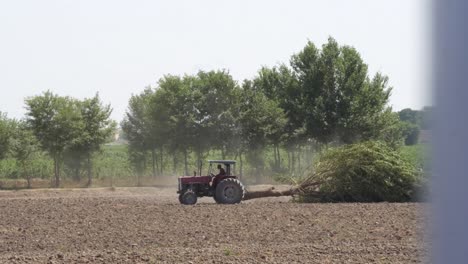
[215,178,245,204]
[179,190,198,205]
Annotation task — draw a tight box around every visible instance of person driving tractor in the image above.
[211,164,226,187]
[216,164,226,176]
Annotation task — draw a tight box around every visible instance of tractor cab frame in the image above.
[207,160,236,176]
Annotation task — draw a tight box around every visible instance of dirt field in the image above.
[0,186,427,263]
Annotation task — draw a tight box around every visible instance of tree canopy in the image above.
[25,91,115,187]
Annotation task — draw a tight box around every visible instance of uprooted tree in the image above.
[243,141,420,203]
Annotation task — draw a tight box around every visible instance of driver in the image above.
[216,164,226,177]
[211,164,226,187]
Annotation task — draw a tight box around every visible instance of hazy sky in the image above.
[0,0,430,121]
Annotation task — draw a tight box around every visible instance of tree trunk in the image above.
[306,144,313,164]
[183,149,188,176]
[57,157,61,187]
[25,164,31,189]
[86,153,92,187]
[27,175,31,189]
[53,154,60,188]
[273,145,278,170]
[151,149,156,178]
[239,152,243,179]
[199,156,203,177]
[277,145,281,169]
[197,150,203,176]
[297,147,301,172]
[159,148,163,175]
[172,153,177,175]
[74,167,80,182]
[221,147,226,160]
[155,148,159,176]
[291,150,296,174]
[243,187,295,200]
[255,164,260,184]
[243,181,323,200]
[141,158,146,186]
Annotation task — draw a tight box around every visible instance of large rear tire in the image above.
[180,190,198,205]
[215,178,245,204]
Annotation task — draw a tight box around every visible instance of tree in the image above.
[121,89,155,177]
[151,75,190,175]
[25,91,82,187]
[192,70,239,159]
[237,80,286,181]
[244,141,419,202]
[9,121,39,188]
[74,94,116,186]
[298,141,418,202]
[253,65,304,171]
[398,107,432,145]
[401,122,420,145]
[291,37,399,145]
[398,108,421,125]
[0,112,15,160]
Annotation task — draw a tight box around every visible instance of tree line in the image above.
[0,93,115,187]
[121,37,421,180]
[0,37,429,187]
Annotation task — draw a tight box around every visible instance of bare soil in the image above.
[0,186,427,263]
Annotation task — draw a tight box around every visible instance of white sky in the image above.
[0,0,431,121]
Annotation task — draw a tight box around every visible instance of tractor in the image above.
[177,160,245,205]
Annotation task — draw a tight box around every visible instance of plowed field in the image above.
[0,187,426,263]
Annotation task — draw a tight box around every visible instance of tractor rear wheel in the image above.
[180,190,198,205]
[215,178,245,204]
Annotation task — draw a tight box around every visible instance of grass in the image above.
[0,142,324,189]
[400,143,430,172]
[223,248,233,256]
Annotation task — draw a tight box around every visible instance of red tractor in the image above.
[177,160,245,205]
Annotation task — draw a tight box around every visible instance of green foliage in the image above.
[291,37,397,145]
[9,121,40,185]
[253,65,304,148]
[238,80,287,150]
[400,144,430,173]
[118,38,414,179]
[0,153,52,180]
[397,107,432,145]
[121,88,155,175]
[299,141,419,202]
[10,122,39,163]
[401,122,420,145]
[121,70,289,177]
[25,91,115,187]
[398,108,420,125]
[75,94,116,154]
[0,112,16,160]
[0,158,18,179]
[94,145,132,178]
[68,94,116,185]
[25,91,82,157]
